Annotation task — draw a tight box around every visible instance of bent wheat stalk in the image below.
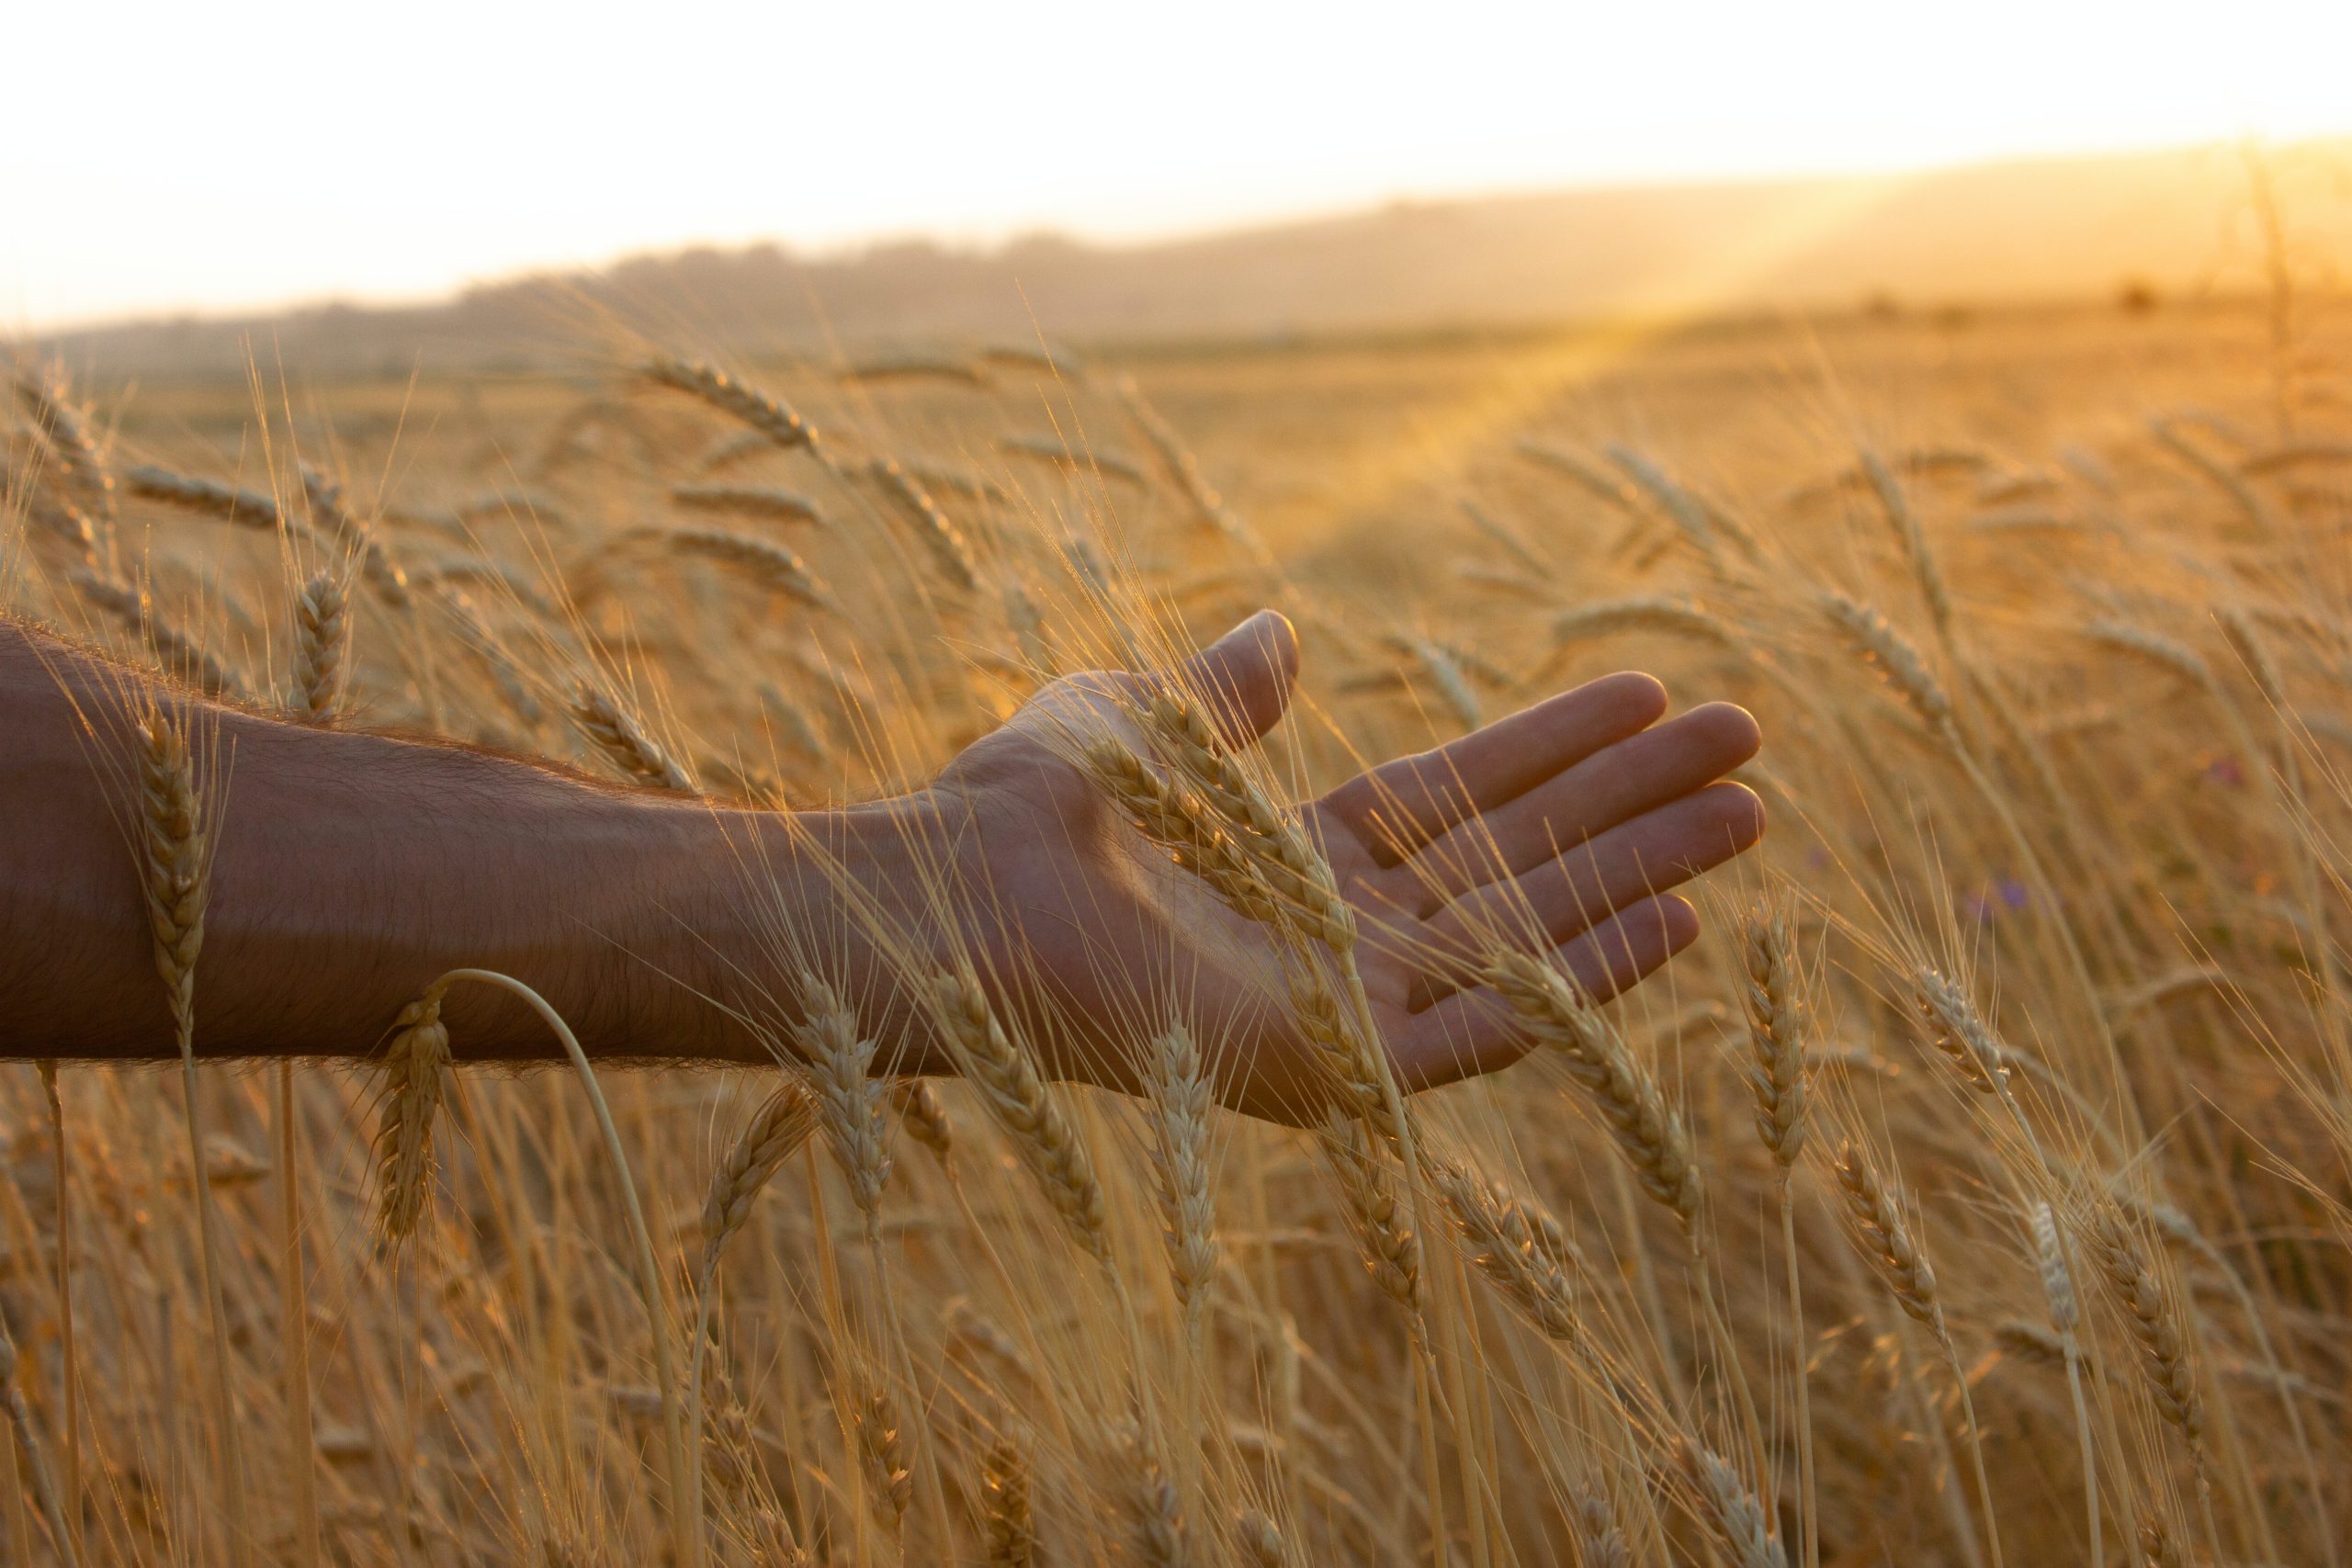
[136,707,254,1568]
[419,969,702,1568]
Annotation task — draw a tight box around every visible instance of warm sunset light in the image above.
[7,6,2352,1565]
[9,0,2352,326]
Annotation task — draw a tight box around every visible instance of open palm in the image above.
[930,610,1763,1123]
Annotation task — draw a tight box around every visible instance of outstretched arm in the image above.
[0,615,842,1065]
[0,609,1760,1120]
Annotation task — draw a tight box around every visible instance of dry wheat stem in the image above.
[137,708,255,1568]
[428,968,702,1568]
[0,1329,77,1568]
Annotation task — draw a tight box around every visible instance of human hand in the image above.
[925,610,1762,1123]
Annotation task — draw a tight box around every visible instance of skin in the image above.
[0,609,1761,1124]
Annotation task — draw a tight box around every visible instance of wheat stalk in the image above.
[135,707,254,1567]
[0,1325,76,1568]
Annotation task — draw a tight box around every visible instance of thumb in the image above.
[1169,609,1300,748]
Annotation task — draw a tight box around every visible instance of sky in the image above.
[11,0,2352,330]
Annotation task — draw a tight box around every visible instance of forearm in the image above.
[0,618,928,1066]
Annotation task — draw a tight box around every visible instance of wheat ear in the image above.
[870,457,981,590]
[981,1436,1035,1565]
[642,356,820,453]
[1325,1113,1420,1315]
[890,1079,954,1166]
[1146,1026,1220,1341]
[796,973,889,1243]
[932,968,1112,1265]
[698,1080,820,1279]
[1122,1428,1191,1568]
[1831,1139,2004,1568]
[291,569,350,720]
[1686,1441,1789,1568]
[2031,1200,2100,1559]
[658,526,832,609]
[1487,950,1702,1233]
[854,1379,912,1527]
[2085,1209,2203,1447]
[136,707,255,1568]
[1431,1158,1579,1342]
[1739,896,1815,1568]
[670,482,823,525]
[73,573,242,697]
[373,987,454,1240]
[571,682,697,792]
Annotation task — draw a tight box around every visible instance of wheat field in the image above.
[4,294,2350,1566]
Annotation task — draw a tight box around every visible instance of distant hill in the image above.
[33,138,2352,379]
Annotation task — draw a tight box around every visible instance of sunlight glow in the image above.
[9,0,2352,327]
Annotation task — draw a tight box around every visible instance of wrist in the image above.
[674,789,970,1069]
